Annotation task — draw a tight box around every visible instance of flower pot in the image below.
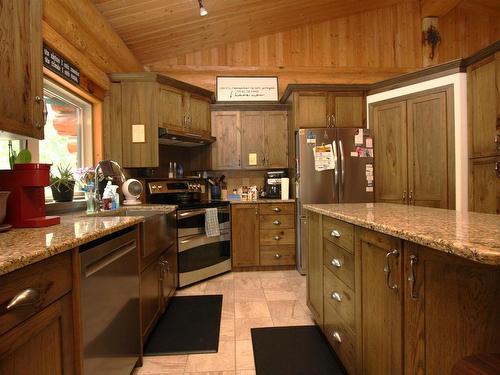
[51,181,75,202]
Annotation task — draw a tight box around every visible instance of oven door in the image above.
[177,206,230,237]
[178,230,231,287]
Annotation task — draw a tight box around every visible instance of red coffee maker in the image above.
[0,163,60,227]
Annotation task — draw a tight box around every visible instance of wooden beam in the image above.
[43,0,142,74]
[42,21,110,90]
[54,0,142,72]
[421,0,462,17]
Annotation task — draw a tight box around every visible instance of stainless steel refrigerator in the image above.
[295,128,374,274]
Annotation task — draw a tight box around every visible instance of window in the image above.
[36,79,93,200]
[0,140,23,170]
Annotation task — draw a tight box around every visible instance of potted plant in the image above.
[50,164,76,202]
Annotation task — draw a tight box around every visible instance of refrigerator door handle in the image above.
[339,140,345,201]
[333,140,338,189]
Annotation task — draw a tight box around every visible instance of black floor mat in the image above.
[144,295,223,356]
[251,325,347,375]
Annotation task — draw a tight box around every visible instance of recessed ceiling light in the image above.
[198,0,208,16]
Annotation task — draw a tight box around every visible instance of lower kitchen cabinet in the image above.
[469,156,500,214]
[306,211,323,325]
[231,202,296,269]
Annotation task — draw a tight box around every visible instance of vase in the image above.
[85,191,96,214]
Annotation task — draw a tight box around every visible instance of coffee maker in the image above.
[264,170,286,198]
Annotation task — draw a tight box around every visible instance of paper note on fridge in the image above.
[354,129,364,145]
[313,144,336,171]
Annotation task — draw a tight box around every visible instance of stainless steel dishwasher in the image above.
[79,227,140,375]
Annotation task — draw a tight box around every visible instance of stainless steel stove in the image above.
[146,179,231,287]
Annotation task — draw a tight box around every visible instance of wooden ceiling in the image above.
[92,0,403,64]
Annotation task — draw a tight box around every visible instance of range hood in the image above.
[158,128,216,147]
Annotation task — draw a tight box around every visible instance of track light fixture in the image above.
[198,0,208,16]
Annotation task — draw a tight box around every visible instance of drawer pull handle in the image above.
[272,220,281,225]
[274,235,281,241]
[272,207,281,212]
[6,288,41,310]
[274,253,281,259]
[331,292,342,302]
[330,229,341,238]
[332,331,342,343]
[331,258,342,268]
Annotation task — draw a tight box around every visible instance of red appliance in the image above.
[0,163,60,228]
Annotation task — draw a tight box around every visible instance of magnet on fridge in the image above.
[365,137,373,148]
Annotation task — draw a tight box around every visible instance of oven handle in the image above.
[177,207,230,219]
[178,231,230,252]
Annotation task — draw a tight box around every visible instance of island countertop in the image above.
[303,203,500,266]
[0,204,177,276]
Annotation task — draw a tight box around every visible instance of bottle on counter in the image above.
[168,162,174,178]
[173,162,177,178]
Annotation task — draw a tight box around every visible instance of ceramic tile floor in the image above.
[133,269,313,375]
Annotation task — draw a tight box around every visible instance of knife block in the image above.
[0,164,60,227]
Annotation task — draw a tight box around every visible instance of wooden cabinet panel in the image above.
[358,228,403,375]
[259,228,295,246]
[121,82,159,168]
[373,101,408,204]
[260,245,295,266]
[469,157,500,214]
[306,211,323,325]
[407,92,449,208]
[259,203,295,215]
[322,216,354,253]
[211,111,242,170]
[468,54,499,158]
[161,247,177,311]
[404,244,500,375]
[241,112,266,168]
[259,214,294,229]
[0,0,43,139]
[141,259,161,339]
[265,111,288,168]
[323,241,354,290]
[324,266,355,332]
[295,92,328,127]
[188,94,211,134]
[158,85,184,130]
[231,204,260,267]
[333,95,364,128]
[0,293,74,375]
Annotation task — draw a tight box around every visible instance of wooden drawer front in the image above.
[259,203,295,215]
[0,252,72,336]
[324,266,355,332]
[324,302,356,375]
[260,214,295,229]
[260,245,296,266]
[323,241,354,289]
[322,216,354,253]
[260,229,295,246]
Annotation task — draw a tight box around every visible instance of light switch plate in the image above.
[132,124,146,143]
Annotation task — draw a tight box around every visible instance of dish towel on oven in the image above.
[205,208,220,237]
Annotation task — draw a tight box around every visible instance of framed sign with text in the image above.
[43,44,80,85]
[216,76,278,101]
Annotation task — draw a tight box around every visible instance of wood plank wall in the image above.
[438,0,500,63]
[147,1,422,95]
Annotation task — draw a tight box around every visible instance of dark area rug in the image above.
[144,295,223,356]
[251,325,347,375]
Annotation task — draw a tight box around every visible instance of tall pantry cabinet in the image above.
[466,47,500,214]
[371,87,454,209]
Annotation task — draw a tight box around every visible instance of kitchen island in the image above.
[304,203,500,375]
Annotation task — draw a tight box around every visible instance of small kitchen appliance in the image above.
[0,163,60,227]
[264,170,287,199]
[122,178,143,205]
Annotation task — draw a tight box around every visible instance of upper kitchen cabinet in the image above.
[282,85,369,130]
[0,0,45,139]
[211,109,288,170]
[371,87,454,209]
[107,73,214,168]
[465,44,500,214]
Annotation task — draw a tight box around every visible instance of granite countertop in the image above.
[303,203,500,266]
[230,199,295,204]
[0,204,177,276]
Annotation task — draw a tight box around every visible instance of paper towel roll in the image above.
[281,177,290,200]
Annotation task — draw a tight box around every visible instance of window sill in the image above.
[45,199,87,215]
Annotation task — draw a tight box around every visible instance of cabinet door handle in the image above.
[384,249,400,292]
[327,115,331,127]
[402,190,407,203]
[273,235,281,241]
[274,253,281,259]
[331,258,342,268]
[331,292,342,302]
[408,255,418,300]
[6,288,41,310]
[331,331,342,343]
[330,229,341,238]
[34,96,46,129]
[409,190,413,203]
[272,207,281,212]
[272,220,281,225]
[332,114,336,127]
